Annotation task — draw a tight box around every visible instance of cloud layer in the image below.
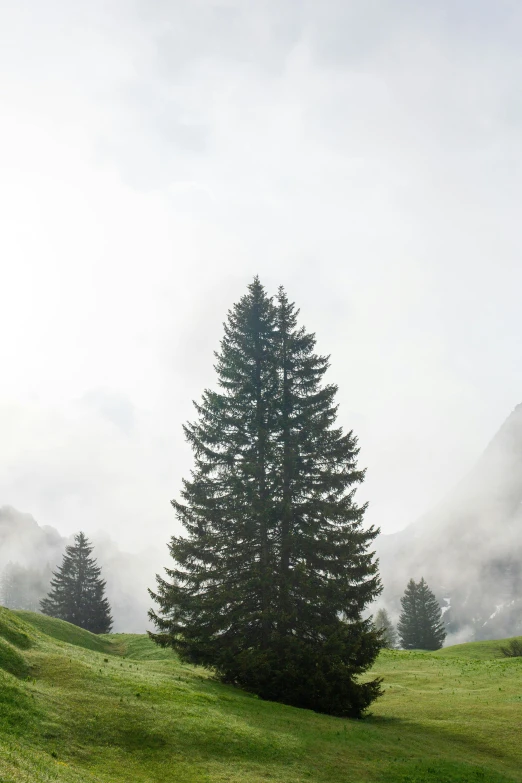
[1,1,522,549]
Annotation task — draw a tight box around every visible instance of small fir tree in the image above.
[150,279,382,717]
[398,577,446,650]
[397,579,419,649]
[41,532,112,633]
[374,607,397,648]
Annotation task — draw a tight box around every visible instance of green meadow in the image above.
[0,606,521,783]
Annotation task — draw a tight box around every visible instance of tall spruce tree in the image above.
[268,287,382,713]
[374,608,397,649]
[398,578,446,650]
[150,279,383,717]
[41,532,113,633]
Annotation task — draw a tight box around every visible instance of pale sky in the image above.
[1,0,522,552]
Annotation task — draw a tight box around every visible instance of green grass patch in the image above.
[13,610,116,654]
[0,606,34,649]
[0,669,40,734]
[0,609,520,783]
[105,633,179,660]
[434,637,522,661]
[0,637,28,677]
[378,759,514,782]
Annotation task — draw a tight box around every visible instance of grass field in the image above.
[0,606,521,783]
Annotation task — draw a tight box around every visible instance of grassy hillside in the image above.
[0,607,521,783]
[434,637,522,661]
[13,611,115,654]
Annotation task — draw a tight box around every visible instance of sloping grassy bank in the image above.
[0,607,520,783]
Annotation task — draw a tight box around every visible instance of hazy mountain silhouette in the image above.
[376,403,522,642]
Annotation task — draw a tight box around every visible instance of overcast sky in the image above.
[1,0,522,552]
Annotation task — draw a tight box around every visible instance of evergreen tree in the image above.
[150,279,382,717]
[397,579,419,649]
[398,577,446,650]
[41,532,112,633]
[374,607,397,648]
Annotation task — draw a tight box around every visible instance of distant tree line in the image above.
[0,561,52,612]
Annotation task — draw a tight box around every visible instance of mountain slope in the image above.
[376,403,522,641]
[1,606,521,782]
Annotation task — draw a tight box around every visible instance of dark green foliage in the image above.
[398,578,446,650]
[0,561,52,611]
[150,278,382,717]
[41,532,113,634]
[500,638,522,657]
[374,608,397,648]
